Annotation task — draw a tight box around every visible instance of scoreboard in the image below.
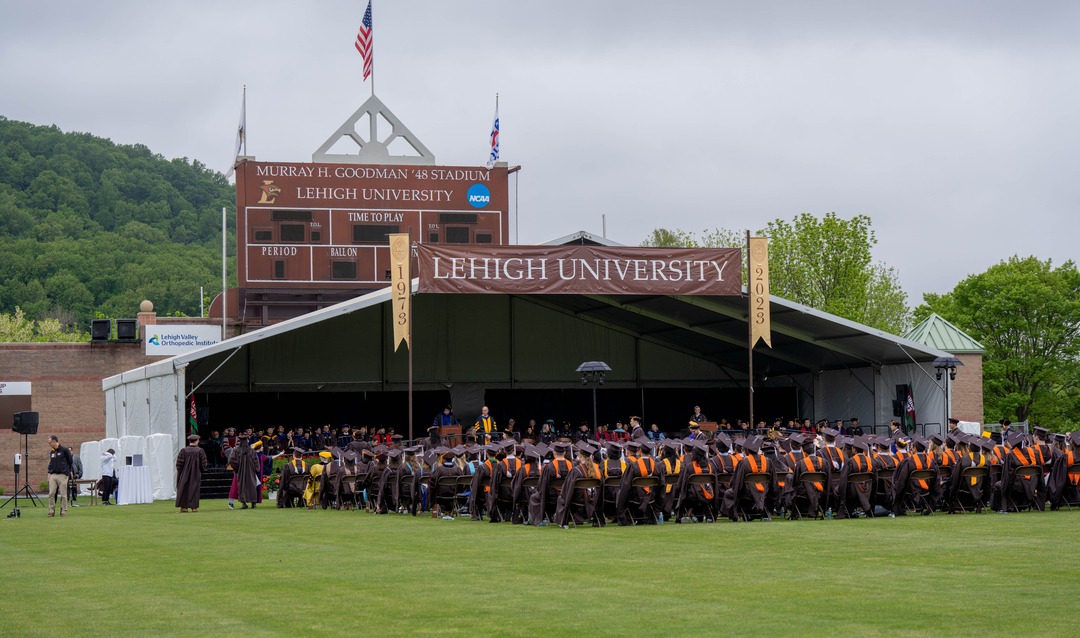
[234,161,510,290]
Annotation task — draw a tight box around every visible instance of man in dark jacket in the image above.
[47,435,74,517]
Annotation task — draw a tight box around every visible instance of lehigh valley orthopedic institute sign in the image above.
[145,325,222,356]
[416,245,742,296]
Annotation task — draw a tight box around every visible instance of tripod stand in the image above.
[2,433,44,514]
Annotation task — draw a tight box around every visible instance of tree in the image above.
[915,256,1080,428]
[642,212,911,334]
[0,307,87,342]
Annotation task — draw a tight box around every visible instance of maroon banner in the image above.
[416,244,742,295]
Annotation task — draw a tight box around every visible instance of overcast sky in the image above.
[2,1,1077,304]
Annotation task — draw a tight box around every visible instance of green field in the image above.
[2,499,1078,637]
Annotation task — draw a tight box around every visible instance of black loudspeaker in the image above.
[115,319,138,341]
[91,319,112,341]
[12,411,39,435]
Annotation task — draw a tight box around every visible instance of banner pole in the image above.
[407,226,413,441]
[747,229,754,431]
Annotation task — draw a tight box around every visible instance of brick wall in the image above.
[0,343,170,494]
[950,353,984,425]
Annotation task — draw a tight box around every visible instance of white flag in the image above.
[484,101,499,169]
[225,89,245,178]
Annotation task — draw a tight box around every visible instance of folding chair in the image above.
[433,475,459,517]
[628,476,660,525]
[285,475,309,508]
[568,477,602,528]
[904,469,938,515]
[736,473,772,521]
[875,468,895,497]
[1006,466,1042,513]
[955,466,989,514]
[453,475,474,518]
[352,473,368,510]
[397,471,416,514]
[686,473,718,521]
[843,471,875,518]
[1064,464,1080,512]
[714,472,733,492]
[418,476,433,513]
[792,471,828,520]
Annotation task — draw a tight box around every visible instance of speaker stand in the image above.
[1,434,44,510]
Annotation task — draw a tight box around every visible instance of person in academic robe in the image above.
[374,449,404,514]
[227,436,261,510]
[868,437,898,513]
[434,405,456,428]
[302,451,330,509]
[888,435,940,516]
[175,434,207,512]
[430,450,463,518]
[835,437,875,519]
[709,435,739,493]
[277,448,308,508]
[508,445,543,524]
[598,443,626,522]
[932,434,961,511]
[473,406,497,443]
[486,439,522,522]
[424,425,443,451]
[991,432,1044,512]
[337,426,354,450]
[1048,432,1080,510]
[319,448,346,509]
[616,440,661,525]
[1031,426,1060,487]
[552,443,604,527]
[529,441,575,526]
[947,435,989,513]
[657,440,683,520]
[468,443,502,520]
[334,450,360,510]
[673,441,718,523]
[782,434,829,519]
[720,436,777,521]
[816,427,847,506]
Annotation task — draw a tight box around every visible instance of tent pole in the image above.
[408,227,414,442]
[747,230,754,431]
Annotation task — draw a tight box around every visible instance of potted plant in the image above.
[264,472,281,499]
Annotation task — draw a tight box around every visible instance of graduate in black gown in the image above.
[277,447,308,508]
[487,439,521,522]
[673,440,718,523]
[1048,432,1080,510]
[175,434,207,513]
[509,445,543,524]
[529,441,574,526]
[721,435,777,521]
[430,449,463,518]
[889,435,940,516]
[552,442,603,528]
[616,440,660,525]
[836,437,875,519]
[228,436,261,510]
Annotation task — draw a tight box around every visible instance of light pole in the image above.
[933,356,962,436]
[576,361,611,435]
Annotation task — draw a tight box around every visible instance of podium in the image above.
[695,422,718,433]
[439,425,462,447]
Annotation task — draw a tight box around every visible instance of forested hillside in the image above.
[0,117,236,329]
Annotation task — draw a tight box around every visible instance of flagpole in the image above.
[370,1,375,97]
[242,85,246,156]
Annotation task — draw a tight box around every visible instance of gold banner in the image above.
[748,236,771,348]
[389,233,411,352]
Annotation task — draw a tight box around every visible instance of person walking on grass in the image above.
[176,434,208,513]
[47,435,74,518]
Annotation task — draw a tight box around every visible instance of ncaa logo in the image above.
[467,184,490,209]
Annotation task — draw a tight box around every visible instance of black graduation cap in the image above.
[331,447,342,460]
[625,441,642,452]
[1034,426,1049,438]
[876,438,892,449]
[821,427,839,439]
[788,433,804,445]
[948,418,960,424]
[524,444,541,459]
[1052,432,1067,443]
[186,434,200,442]
[1069,432,1080,447]
[391,434,404,441]
[1001,419,1012,427]
[343,450,359,462]
[552,441,572,453]
[428,425,441,432]
[1007,432,1025,447]
[851,437,870,452]
[743,436,763,454]
[662,439,681,451]
[533,443,550,457]
[291,446,305,454]
[929,434,944,446]
[452,445,466,456]
[502,439,517,450]
[404,446,420,454]
[388,449,403,458]
[579,443,598,455]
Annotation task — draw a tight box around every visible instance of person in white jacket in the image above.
[99,449,117,505]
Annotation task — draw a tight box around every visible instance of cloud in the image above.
[2,0,1078,302]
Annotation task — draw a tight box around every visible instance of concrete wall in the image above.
[951,353,984,424]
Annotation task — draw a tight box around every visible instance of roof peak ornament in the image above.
[313,94,435,165]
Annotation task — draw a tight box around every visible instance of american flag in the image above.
[485,102,499,169]
[355,1,373,81]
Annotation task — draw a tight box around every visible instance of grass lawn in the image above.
[2,499,1078,637]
